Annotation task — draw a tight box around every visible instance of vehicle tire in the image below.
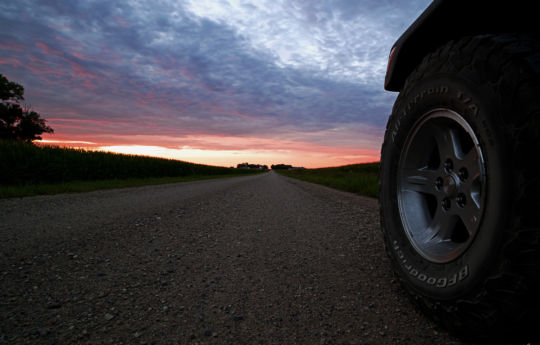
[379,35,540,343]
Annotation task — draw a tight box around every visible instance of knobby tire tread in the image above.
[380,34,540,343]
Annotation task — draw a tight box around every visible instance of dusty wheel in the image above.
[379,35,540,343]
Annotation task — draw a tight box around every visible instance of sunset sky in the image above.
[1,0,431,168]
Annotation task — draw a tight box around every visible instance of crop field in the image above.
[0,141,259,198]
[277,162,379,198]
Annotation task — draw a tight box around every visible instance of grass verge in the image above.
[0,174,254,199]
[277,162,379,198]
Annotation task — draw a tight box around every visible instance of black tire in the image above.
[380,35,540,344]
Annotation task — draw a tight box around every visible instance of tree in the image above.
[0,74,53,142]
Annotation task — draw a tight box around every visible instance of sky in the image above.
[0,0,432,168]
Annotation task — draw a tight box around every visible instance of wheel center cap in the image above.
[443,175,458,197]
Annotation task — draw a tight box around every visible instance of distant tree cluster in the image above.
[0,74,53,142]
[271,164,292,170]
[271,164,305,170]
[237,162,268,170]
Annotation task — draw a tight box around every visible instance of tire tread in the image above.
[380,34,540,343]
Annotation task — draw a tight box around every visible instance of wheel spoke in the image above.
[427,209,458,243]
[458,148,484,209]
[401,168,440,194]
[460,147,483,181]
[429,122,460,161]
[457,200,482,237]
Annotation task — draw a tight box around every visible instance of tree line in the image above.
[0,73,53,142]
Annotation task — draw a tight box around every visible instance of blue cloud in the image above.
[0,0,431,153]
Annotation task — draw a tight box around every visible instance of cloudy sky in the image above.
[1,0,431,167]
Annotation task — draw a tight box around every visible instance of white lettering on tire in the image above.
[393,241,469,288]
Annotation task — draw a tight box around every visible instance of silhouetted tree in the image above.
[271,164,292,170]
[0,74,53,142]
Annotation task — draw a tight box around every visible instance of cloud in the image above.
[0,0,431,167]
[183,0,429,84]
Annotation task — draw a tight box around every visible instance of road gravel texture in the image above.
[0,171,467,345]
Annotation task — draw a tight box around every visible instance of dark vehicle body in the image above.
[385,0,539,91]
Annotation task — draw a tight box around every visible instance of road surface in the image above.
[0,171,466,345]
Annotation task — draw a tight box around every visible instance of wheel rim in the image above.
[397,109,486,263]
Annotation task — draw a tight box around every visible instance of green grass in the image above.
[0,140,260,198]
[0,174,254,199]
[277,162,380,198]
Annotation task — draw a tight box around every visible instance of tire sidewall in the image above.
[381,73,511,300]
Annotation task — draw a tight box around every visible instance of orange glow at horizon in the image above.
[37,135,380,168]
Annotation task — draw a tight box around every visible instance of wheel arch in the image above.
[385,0,540,92]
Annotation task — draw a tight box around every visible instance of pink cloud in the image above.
[26,56,66,77]
[36,42,63,58]
[5,24,383,169]
[68,63,97,90]
[0,57,23,68]
[0,41,24,52]
[47,117,133,129]
[32,41,102,90]
[39,130,380,167]
[0,41,25,68]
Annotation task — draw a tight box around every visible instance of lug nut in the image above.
[444,159,453,171]
[435,177,443,190]
[458,167,468,181]
[457,193,467,207]
[442,197,451,211]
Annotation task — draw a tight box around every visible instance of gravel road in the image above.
[0,171,467,345]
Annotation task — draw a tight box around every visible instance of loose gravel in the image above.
[0,171,468,345]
